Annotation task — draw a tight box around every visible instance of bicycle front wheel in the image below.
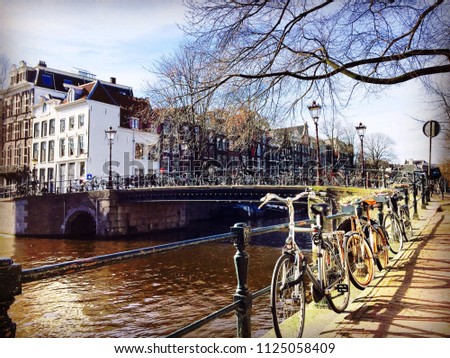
[323,239,350,313]
[400,207,413,242]
[345,232,375,290]
[383,213,403,253]
[270,253,305,338]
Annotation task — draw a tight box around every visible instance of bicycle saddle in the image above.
[310,203,330,216]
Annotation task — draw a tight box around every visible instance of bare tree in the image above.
[183,0,450,114]
[0,52,9,92]
[146,44,274,160]
[364,132,397,169]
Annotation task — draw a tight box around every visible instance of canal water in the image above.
[0,213,312,338]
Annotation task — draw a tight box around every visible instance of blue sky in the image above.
[1,0,447,164]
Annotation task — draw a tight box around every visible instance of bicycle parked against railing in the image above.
[376,190,412,254]
[259,190,350,338]
[338,196,390,290]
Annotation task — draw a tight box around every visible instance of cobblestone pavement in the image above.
[318,195,450,338]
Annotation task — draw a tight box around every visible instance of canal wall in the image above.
[0,186,372,238]
[0,191,222,238]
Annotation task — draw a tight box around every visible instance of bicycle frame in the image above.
[261,191,348,303]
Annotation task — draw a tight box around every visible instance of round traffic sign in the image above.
[423,120,441,138]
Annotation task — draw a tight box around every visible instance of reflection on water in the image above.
[1,215,311,338]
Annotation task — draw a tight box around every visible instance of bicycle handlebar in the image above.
[258,190,316,209]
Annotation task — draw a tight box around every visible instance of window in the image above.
[67,88,75,102]
[148,145,159,161]
[78,114,85,128]
[14,122,20,140]
[68,137,75,156]
[78,135,85,155]
[79,162,86,177]
[68,163,75,181]
[39,169,45,184]
[41,121,48,137]
[33,123,40,138]
[69,116,75,130]
[48,140,55,162]
[49,119,55,135]
[60,119,66,133]
[47,168,54,182]
[135,143,144,160]
[23,147,29,165]
[42,73,54,87]
[40,142,46,163]
[33,143,39,161]
[17,145,22,165]
[60,138,66,157]
[24,121,30,138]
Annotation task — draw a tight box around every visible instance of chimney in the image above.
[38,60,47,67]
[110,77,116,84]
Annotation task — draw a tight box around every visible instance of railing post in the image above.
[0,258,22,338]
[421,174,427,209]
[231,222,252,338]
[412,172,419,219]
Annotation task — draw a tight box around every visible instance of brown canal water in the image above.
[0,215,311,338]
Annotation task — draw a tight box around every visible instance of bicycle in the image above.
[376,189,413,253]
[338,196,390,290]
[376,192,404,254]
[259,190,350,338]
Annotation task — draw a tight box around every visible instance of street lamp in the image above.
[105,126,117,189]
[355,122,367,186]
[308,100,322,185]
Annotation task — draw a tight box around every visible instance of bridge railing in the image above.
[1,167,433,198]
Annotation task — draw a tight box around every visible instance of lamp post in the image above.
[105,126,117,189]
[308,100,322,186]
[355,122,367,187]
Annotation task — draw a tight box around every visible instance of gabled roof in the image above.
[60,80,118,105]
[86,81,118,105]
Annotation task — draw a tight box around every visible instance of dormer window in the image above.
[67,88,75,102]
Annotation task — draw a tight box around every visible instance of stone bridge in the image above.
[0,186,371,238]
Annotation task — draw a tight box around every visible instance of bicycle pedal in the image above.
[337,284,349,293]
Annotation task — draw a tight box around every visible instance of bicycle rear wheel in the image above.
[345,232,374,290]
[383,213,403,253]
[323,235,350,313]
[373,225,390,271]
[271,253,305,338]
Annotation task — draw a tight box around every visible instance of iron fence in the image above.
[0,166,435,198]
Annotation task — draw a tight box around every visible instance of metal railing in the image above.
[1,167,435,198]
[0,220,292,338]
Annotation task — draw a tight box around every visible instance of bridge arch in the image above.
[63,208,97,237]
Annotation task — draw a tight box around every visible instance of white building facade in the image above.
[32,81,159,193]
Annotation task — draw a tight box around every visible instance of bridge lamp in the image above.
[308,100,322,186]
[355,122,367,185]
[105,126,117,190]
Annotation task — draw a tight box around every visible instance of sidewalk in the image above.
[318,195,450,338]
